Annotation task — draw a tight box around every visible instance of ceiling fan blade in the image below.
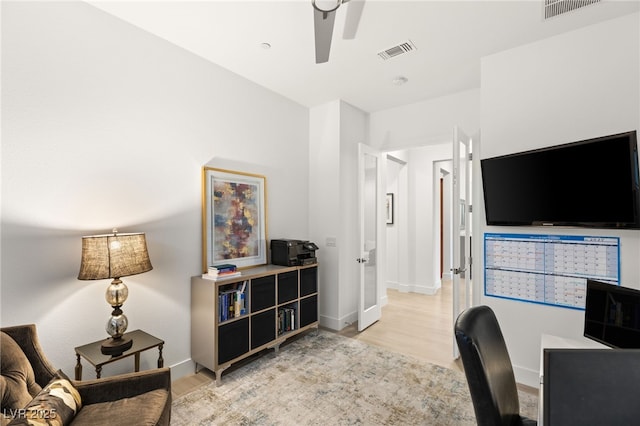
[313,7,337,64]
[342,0,365,40]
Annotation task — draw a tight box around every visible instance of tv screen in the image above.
[584,279,640,348]
[481,131,640,229]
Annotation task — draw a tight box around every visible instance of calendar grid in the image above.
[484,233,620,309]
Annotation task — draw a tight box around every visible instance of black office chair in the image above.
[454,305,537,426]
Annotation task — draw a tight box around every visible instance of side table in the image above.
[74,329,164,380]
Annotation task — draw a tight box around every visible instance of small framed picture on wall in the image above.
[386,193,394,225]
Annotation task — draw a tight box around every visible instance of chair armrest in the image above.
[73,368,171,405]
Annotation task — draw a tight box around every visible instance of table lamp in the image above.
[78,229,152,355]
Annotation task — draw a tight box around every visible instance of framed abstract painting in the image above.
[202,167,267,272]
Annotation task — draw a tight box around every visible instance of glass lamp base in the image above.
[101,336,133,356]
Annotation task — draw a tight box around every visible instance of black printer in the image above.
[271,239,319,266]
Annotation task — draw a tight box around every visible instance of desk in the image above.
[74,329,164,380]
[538,334,607,425]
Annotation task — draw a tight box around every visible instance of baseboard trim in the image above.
[169,359,196,381]
[513,364,540,390]
[320,311,357,331]
[397,280,441,295]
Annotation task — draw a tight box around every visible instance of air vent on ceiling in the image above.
[378,40,417,61]
[544,0,601,20]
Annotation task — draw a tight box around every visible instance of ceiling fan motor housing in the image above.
[312,0,343,13]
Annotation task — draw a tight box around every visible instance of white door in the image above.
[357,143,382,331]
[452,126,473,358]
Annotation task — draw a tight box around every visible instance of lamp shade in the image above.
[78,232,152,280]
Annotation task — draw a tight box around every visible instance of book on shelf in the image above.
[208,263,237,274]
[278,307,296,335]
[215,263,237,269]
[204,263,239,280]
[218,281,248,322]
[202,270,241,281]
[202,271,242,281]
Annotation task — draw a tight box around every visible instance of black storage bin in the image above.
[251,275,275,312]
[251,309,276,350]
[299,295,318,328]
[278,271,298,304]
[218,317,249,364]
[300,267,317,297]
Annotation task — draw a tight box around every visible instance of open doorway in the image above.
[344,137,473,367]
[339,150,459,369]
[384,147,453,296]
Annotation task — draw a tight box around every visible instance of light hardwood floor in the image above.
[337,282,462,372]
[173,280,536,398]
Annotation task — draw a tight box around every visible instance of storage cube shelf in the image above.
[191,264,319,385]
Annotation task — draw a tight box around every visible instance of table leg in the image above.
[157,343,164,368]
[135,353,140,372]
[75,354,83,381]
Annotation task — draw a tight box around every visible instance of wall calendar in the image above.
[484,233,620,310]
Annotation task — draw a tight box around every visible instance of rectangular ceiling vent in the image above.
[544,0,601,20]
[378,40,417,61]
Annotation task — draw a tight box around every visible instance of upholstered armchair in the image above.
[1,324,171,425]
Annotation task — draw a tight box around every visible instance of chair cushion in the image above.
[7,377,82,426]
[70,389,169,426]
[0,332,42,414]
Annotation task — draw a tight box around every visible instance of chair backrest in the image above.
[454,305,522,426]
[1,324,57,388]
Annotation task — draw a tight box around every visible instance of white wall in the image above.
[309,101,341,328]
[480,12,640,388]
[405,144,452,293]
[309,100,368,330]
[1,1,309,379]
[385,147,453,295]
[369,88,480,150]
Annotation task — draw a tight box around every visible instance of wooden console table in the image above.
[74,329,164,380]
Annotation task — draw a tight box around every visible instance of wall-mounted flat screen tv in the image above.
[481,131,640,229]
[584,279,640,348]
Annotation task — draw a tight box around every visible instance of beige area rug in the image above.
[172,330,537,425]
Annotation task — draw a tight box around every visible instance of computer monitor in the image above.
[543,348,640,425]
[584,279,640,348]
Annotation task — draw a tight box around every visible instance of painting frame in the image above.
[386,193,394,225]
[202,167,268,273]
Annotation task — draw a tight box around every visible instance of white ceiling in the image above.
[89,0,640,113]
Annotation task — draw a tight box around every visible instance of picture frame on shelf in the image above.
[386,193,394,225]
[202,167,267,273]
